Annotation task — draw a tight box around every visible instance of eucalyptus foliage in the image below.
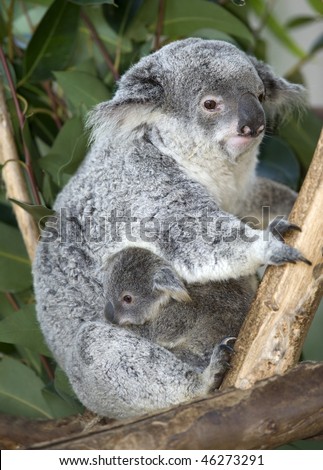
[0,0,322,435]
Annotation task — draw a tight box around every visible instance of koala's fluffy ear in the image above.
[153,267,191,302]
[114,56,164,106]
[250,56,306,119]
[86,55,164,144]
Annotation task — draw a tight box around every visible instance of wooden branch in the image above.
[0,362,320,450]
[0,82,39,260]
[222,128,323,390]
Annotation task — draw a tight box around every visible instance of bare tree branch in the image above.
[1,362,322,450]
[0,81,39,260]
[222,128,323,390]
[0,47,41,205]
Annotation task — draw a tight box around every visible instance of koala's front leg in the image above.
[238,176,297,226]
[161,207,310,283]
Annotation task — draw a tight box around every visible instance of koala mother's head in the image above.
[89,38,305,161]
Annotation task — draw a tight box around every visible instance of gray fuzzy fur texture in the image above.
[103,247,255,370]
[33,38,305,419]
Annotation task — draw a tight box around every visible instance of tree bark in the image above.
[1,362,322,450]
[222,128,323,390]
[0,82,39,260]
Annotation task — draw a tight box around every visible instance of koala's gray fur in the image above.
[103,247,254,371]
[33,38,308,419]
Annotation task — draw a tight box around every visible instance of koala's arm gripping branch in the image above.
[222,128,323,390]
[0,82,39,260]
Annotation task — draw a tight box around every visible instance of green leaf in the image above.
[162,0,254,45]
[9,199,55,229]
[286,16,319,29]
[0,356,53,419]
[39,116,89,187]
[54,71,110,112]
[0,293,16,319]
[0,222,32,293]
[280,111,322,170]
[128,0,254,46]
[310,33,323,54]
[257,136,300,190]
[0,305,52,356]
[42,386,83,418]
[190,29,237,43]
[22,0,80,83]
[307,0,323,15]
[103,0,143,38]
[249,0,307,58]
[0,11,6,42]
[52,367,84,413]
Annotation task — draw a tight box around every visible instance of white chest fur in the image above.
[150,120,258,215]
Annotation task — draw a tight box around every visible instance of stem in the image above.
[5,292,20,310]
[114,0,133,74]
[20,0,34,32]
[81,10,120,81]
[7,0,15,62]
[42,81,62,129]
[0,46,41,205]
[154,0,166,51]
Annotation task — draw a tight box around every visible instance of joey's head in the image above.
[89,38,305,162]
[103,247,190,327]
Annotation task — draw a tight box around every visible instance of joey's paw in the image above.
[208,337,236,389]
[267,239,311,267]
[219,336,236,358]
[268,218,301,242]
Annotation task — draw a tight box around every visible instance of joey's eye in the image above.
[258,92,265,103]
[204,99,217,111]
[122,295,133,304]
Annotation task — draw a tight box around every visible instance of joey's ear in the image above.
[153,267,191,302]
[249,56,306,119]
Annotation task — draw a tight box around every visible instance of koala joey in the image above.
[33,38,311,419]
[103,247,255,377]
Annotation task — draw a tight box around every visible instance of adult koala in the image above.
[33,38,308,419]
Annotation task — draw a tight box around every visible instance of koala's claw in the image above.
[219,336,236,355]
[268,243,312,267]
[268,218,302,242]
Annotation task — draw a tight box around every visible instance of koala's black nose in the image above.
[237,92,265,137]
[104,300,117,324]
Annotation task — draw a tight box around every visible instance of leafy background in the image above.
[0,0,322,449]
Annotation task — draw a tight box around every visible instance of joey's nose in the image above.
[238,92,265,137]
[104,300,117,324]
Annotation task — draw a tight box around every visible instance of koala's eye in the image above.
[203,99,217,111]
[122,295,133,304]
[258,92,265,103]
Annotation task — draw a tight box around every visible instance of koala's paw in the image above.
[206,337,236,390]
[268,218,301,242]
[265,221,311,267]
